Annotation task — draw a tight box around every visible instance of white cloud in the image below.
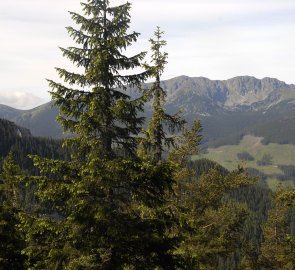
[131,0,295,24]
[0,91,44,110]
[0,0,295,109]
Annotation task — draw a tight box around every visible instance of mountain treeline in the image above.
[1,1,295,269]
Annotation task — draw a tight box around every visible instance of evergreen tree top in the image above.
[148,26,168,78]
[48,0,149,158]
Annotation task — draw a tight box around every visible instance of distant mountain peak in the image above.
[158,75,294,112]
[222,76,287,107]
[1,75,295,141]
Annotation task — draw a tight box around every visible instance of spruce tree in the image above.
[49,0,148,159]
[21,2,180,269]
[140,27,184,164]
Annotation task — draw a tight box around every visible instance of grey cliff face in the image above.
[160,76,294,114]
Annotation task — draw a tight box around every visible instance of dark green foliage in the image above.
[245,168,268,186]
[195,107,265,148]
[278,165,295,182]
[2,1,295,269]
[260,188,295,269]
[250,114,295,145]
[0,118,69,175]
[188,158,273,269]
[0,153,26,269]
[21,157,180,269]
[257,154,273,166]
[206,173,272,269]
[0,118,30,158]
[237,151,255,161]
[1,115,294,269]
[140,27,184,163]
[230,185,271,221]
[175,166,258,269]
[169,129,259,269]
[188,158,228,178]
[20,1,181,269]
[49,0,148,159]
[200,104,295,148]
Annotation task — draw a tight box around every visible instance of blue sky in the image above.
[0,0,295,109]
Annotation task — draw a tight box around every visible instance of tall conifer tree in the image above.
[21,2,180,269]
[49,0,148,159]
[141,27,184,164]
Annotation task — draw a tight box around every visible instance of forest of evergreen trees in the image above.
[1,0,295,269]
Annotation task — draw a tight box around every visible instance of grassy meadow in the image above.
[194,135,295,189]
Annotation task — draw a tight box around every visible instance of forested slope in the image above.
[0,118,68,173]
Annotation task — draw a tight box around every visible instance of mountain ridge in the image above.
[160,75,294,115]
[1,75,295,146]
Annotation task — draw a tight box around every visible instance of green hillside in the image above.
[194,135,295,189]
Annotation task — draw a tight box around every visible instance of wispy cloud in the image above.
[0,91,45,110]
[131,0,295,25]
[0,0,295,109]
